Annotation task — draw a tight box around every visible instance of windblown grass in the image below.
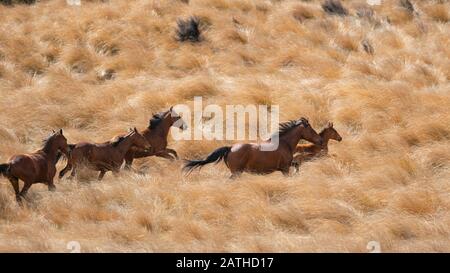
[0,0,449,252]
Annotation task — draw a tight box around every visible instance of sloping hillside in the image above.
[0,0,449,252]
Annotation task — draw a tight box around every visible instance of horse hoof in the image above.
[16,196,24,206]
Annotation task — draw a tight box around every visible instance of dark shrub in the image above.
[176,16,201,43]
[322,0,348,16]
[361,39,374,55]
[1,0,36,5]
[400,0,415,14]
[98,69,116,81]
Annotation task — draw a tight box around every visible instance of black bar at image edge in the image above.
[0,253,445,272]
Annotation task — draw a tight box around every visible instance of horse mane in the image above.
[42,133,57,151]
[319,127,328,137]
[42,135,53,146]
[266,118,308,141]
[277,118,308,137]
[148,112,165,130]
[111,135,126,147]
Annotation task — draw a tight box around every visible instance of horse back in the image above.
[228,142,292,173]
[295,143,320,154]
[71,141,121,167]
[70,142,96,161]
[8,152,49,182]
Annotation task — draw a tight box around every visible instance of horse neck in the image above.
[41,139,60,163]
[152,117,172,139]
[319,130,331,149]
[280,126,305,152]
[114,135,136,156]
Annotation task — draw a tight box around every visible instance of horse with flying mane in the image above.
[0,129,69,204]
[183,117,322,178]
[124,106,188,169]
[59,128,150,180]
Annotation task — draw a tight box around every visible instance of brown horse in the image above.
[292,122,342,172]
[0,129,69,204]
[124,107,187,169]
[59,128,150,180]
[183,117,322,178]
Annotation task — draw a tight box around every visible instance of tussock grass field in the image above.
[0,0,449,252]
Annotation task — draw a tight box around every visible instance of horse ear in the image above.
[134,127,138,132]
[169,106,174,112]
[301,117,309,126]
[59,129,63,135]
[328,122,333,128]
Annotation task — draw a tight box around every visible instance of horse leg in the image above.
[124,158,134,170]
[48,179,56,192]
[8,177,21,204]
[124,151,134,170]
[281,168,291,177]
[155,150,176,160]
[291,153,303,174]
[113,172,119,178]
[68,165,78,180]
[292,161,300,173]
[19,181,32,201]
[165,148,179,160]
[59,162,72,179]
[229,171,242,180]
[111,167,120,178]
[98,170,106,181]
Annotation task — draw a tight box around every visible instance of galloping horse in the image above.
[183,117,322,178]
[59,128,150,180]
[0,129,69,204]
[124,107,187,169]
[292,122,342,172]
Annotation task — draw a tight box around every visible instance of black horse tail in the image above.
[183,146,231,175]
[0,163,10,177]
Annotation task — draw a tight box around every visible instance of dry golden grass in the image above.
[0,0,449,252]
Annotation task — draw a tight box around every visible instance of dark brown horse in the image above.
[292,122,342,172]
[124,107,187,169]
[183,117,322,178]
[0,129,69,204]
[59,128,150,180]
